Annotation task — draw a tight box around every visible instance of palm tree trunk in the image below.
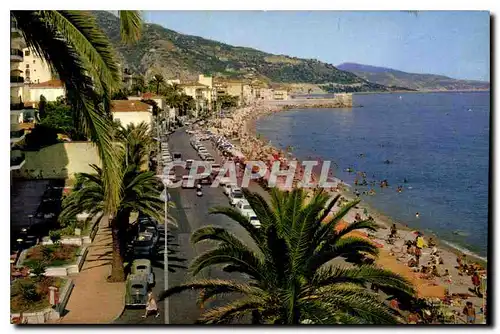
[251,310,261,324]
[107,209,132,282]
[108,215,126,282]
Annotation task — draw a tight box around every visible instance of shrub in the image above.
[28,262,47,279]
[14,281,41,302]
[49,230,61,243]
[25,244,79,267]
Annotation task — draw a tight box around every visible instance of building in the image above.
[111,100,154,129]
[166,79,181,86]
[26,79,65,106]
[128,93,166,110]
[10,19,28,174]
[179,82,212,118]
[20,48,54,85]
[272,89,289,101]
[128,93,176,131]
[213,79,244,106]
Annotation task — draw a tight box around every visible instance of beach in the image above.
[203,100,488,323]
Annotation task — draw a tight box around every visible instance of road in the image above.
[116,127,256,324]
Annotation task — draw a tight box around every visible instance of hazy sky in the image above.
[144,11,490,81]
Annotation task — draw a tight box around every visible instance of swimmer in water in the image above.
[415,212,420,218]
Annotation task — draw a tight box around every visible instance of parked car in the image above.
[125,274,148,307]
[131,259,155,286]
[199,175,213,185]
[211,164,221,174]
[247,213,261,228]
[235,200,254,217]
[131,232,156,258]
[221,179,237,196]
[173,152,182,160]
[204,156,215,163]
[185,159,194,169]
[229,188,245,206]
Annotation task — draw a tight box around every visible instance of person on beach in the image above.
[431,265,440,278]
[415,212,420,218]
[142,290,160,318]
[428,237,436,247]
[463,302,476,324]
[414,246,422,266]
[472,271,481,296]
[390,224,398,238]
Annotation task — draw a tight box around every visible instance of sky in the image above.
[144,11,490,81]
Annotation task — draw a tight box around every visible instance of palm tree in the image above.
[115,122,154,168]
[11,10,142,217]
[159,188,415,324]
[131,75,146,95]
[149,74,165,95]
[60,163,165,281]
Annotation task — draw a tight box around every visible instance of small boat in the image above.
[399,96,403,100]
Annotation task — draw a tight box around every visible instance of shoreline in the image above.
[207,102,487,266]
[205,101,487,320]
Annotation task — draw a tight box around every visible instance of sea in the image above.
[255,91,490,259]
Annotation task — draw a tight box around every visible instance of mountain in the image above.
[337,63,490,91]
[93,11,404,93]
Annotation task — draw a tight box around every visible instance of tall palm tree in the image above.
[60,162,165,281]
[115,122,154,168]
[149,74,165,95]
[160,188,415,324]
[11,10,142,216]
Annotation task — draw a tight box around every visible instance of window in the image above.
[33,60,36,64]
[24,50,30,56]
[25,64,29,68]
[25,69,30,77]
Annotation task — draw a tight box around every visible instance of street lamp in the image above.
[156,175,172,324]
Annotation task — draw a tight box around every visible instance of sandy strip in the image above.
[203,102,487,323]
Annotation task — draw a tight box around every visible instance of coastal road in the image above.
[115,127,256,324]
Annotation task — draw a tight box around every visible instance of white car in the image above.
[221,180,236,195]
[247,213,261,228]
[229,188,245,206]
[235,200,254,217]
[211,164,221,174]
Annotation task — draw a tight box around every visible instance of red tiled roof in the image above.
[142,92,162,99]
[111,100,152,112]
[19,122,35,130]
[30,79,64,88]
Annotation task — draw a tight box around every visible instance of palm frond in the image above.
[118,10,142,44]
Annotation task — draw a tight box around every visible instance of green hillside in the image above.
[94,11,399,92]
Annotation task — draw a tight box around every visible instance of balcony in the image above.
[10,103,25,110]
[10,48,23,62]
[10,75,24,87]
[10,129,26,144]
[10,151,26,171]
[11,20,22,38]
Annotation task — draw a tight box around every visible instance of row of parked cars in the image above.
[190,134,215,163]
[125,213,162,307]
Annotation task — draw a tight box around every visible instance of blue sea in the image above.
[255,92,490,258]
